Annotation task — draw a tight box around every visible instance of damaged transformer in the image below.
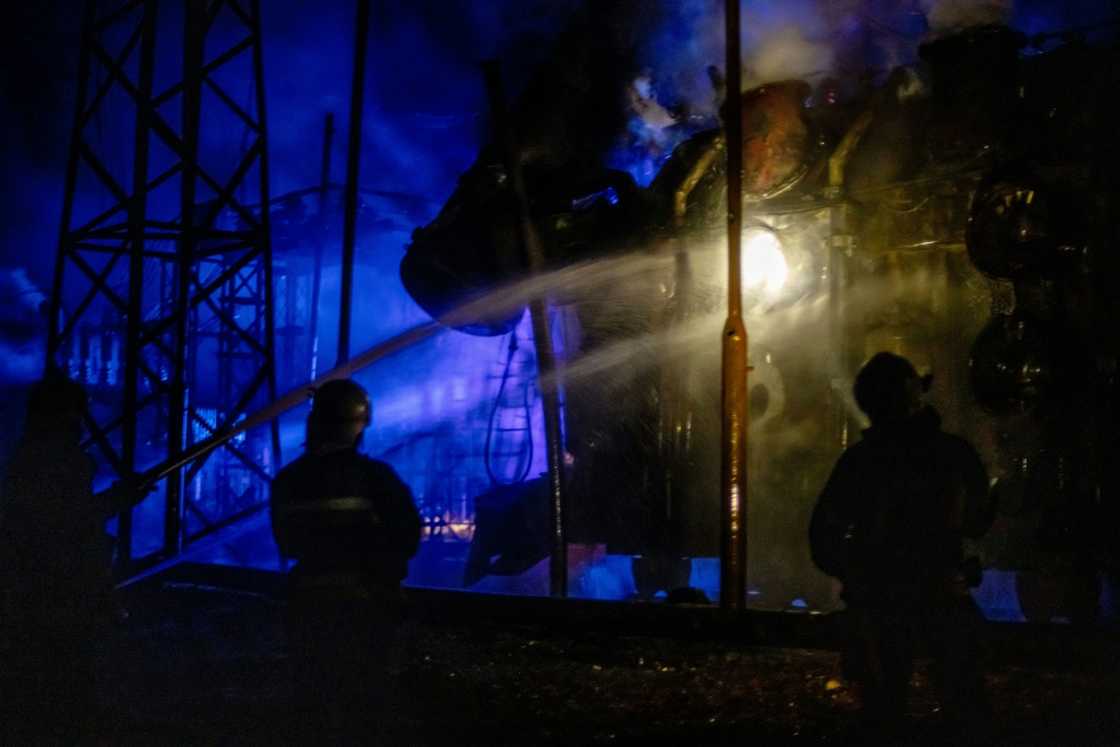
[401,19,1120,613]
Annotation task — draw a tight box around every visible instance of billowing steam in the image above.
[0,267,46,383]
[744,24,834,87]
[612,0,867,183]
[633,0,839,115]
[609,0,1026,185]
[920,0,1014,37]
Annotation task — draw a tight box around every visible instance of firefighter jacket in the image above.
[809,407,993,609]
[270,448,421,590]
[0,435,117,625]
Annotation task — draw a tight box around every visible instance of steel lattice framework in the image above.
[47,0,279,574]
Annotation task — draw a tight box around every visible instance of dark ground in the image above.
[82,570,1120,746]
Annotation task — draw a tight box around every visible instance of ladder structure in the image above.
[46,0,279,575]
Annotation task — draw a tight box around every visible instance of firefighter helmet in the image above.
[308,379,372,448]
[25,369,88,435]
[853,352,931,423]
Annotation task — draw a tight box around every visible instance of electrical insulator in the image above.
[969,312,1057,414]
[966,179,1056,279]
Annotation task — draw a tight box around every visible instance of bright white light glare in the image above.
[742,228,788,298]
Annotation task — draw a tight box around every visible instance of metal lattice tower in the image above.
[47,0,279,575]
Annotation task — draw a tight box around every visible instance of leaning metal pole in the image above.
[720,0,749,611]
[310,113,335,381]
[122,252,574,509]
[483,60,568,598]
[337,0,371,365]
[123,320,440,494]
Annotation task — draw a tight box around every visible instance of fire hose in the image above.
[111,320,441,499]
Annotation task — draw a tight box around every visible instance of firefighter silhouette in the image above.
[270,378,421,742]
[810,352,997,732]
[0,370,150,743]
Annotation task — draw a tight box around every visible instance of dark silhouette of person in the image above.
[0,370,150,743]
[809,352,996,735]
[270,378,421,743]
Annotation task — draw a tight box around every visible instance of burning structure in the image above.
[400,4,1120,617]
[29,0,1120,621]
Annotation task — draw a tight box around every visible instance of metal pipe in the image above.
[337,0,371,365]
[310,113,335,381]
[828,111,872,191]
[654,130,720,575]
[720,0,749,611]
[120,319,441,496]
[250,0,282,470]
[826,111,871,451]
[482,60,568,598]
[674,137,724,228]
[655,246,693,564]
[121,227,590,500]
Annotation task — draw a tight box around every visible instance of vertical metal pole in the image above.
[119,0,159,570]
[250,0,282,469]
[482,61,568,597]
[310,113,335,381]
[48,0,96,364]
[828,212,850,450]
[166,0,206,559]
[720,0,749,611]
[337,0,371,366]
[826,112,870,451]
